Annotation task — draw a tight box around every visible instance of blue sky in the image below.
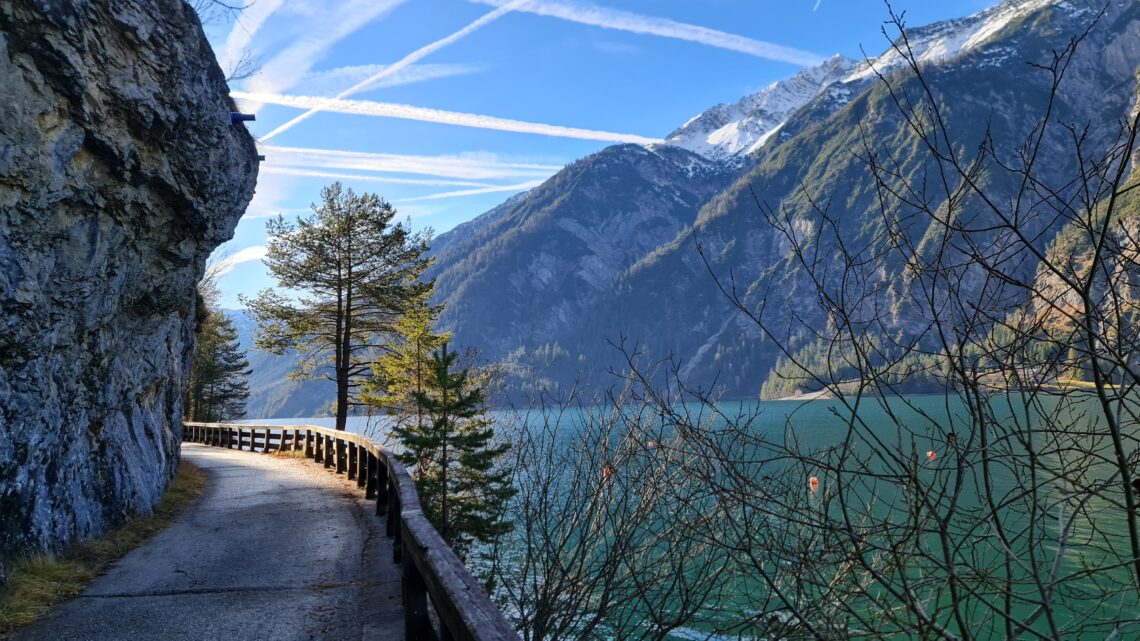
[203,0,998,308]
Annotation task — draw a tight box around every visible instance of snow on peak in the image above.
[662,54,858,162]
[845,0,1061,82]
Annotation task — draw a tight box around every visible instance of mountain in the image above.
[426,144,738,356]
[663,55,857,162]
[225,309,335,419]
[239,0,1140,412]
[426,0,1140,401]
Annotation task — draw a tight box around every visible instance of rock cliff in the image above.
[0,0,257,580]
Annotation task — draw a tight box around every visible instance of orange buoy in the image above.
[809,476,820,491]
[927,450,937,462]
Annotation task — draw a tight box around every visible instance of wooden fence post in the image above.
[366,453,378,499]
[357,447,368,489]
[377,462,389,518]
[402,540,436,641]
[347,442,358,480]
[179,422,523,641]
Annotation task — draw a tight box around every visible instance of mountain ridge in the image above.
[239,0,1140,414]
[426,0,1140,401]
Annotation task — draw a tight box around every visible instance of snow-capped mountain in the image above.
[844,0,1078,81]
[243,0,1140,413]
[662,0,1088,163]
[662,55,858,162]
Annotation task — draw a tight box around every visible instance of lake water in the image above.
[242,393,1140,639]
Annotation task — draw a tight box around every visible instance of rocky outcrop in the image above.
[0,0,258,579]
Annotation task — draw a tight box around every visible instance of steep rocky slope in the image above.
[0,0,258,578]
[648,0,1140,396]
[663,55,857,162]
[428,144,737,358]
[241,0,1140,412]
[425,0,1140,400]
[226,308,334,419]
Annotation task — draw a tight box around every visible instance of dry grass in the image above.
[0,461,206,634]
[1056,376,1119,391]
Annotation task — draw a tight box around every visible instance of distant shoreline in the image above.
[774,390,834,402]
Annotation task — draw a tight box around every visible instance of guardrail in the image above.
[182,422,519,641]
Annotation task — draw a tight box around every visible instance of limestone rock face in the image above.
[0,0,258,578]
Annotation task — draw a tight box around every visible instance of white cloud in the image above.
[244,0,408,99]
[211,245,269,277]
[220,0,285,73]
[289,63,483,97]
[470,0,823,66]
[242,206,314,221]
[399,180,545,202]
[396,204,445,220]
[258,166,495,188]
[234,91,661,144]
[258,0,534,141]
[241,170,300,221]
[262,145,563,181]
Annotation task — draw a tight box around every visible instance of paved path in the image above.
[12,444,404,641]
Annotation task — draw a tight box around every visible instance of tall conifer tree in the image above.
[243,183,431,431]
[362,295,449,434]
[186,311,251,422]
[395,343,515,559]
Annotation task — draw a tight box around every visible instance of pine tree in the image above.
[186,311,251,422]
[242,182,432,431]
[395,343,515,560]
[362,295,449,435]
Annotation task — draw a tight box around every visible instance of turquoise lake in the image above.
[240,392,1140,639]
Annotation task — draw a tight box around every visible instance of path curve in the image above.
[12,443,405,641]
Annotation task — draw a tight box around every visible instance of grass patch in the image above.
[0,460,206,634]
[272,448,309,459]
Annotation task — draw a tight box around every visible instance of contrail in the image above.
[212,246,268,277]
[400,180,546,202]
[470,0,823,65]
[235,91,661,144]
[263,145,562,180]
[259,0,534,142]
[286,63,482,97]
[220,0,284,73]
[259,166,497,188]
[243,0,407,98]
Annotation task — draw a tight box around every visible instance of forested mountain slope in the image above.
[243,0,1140,413]
[426,0,1140,400]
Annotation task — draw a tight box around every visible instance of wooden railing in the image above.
[182,422,519,641]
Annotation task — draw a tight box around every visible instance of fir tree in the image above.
[362,295,449,434]
[395,343,515,560]
[186,311,251,422]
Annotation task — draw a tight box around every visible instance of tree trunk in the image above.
[440,382,449,540]
[336,251,353,432]
[336,366,349,431]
